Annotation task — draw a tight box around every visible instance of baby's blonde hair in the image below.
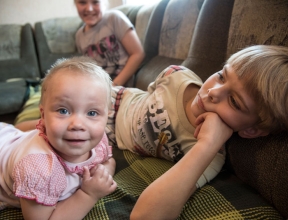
[227,45,288,133]
[41,56,112,107]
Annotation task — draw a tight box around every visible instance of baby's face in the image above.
[189,64,259,132]
[40,69,108,163]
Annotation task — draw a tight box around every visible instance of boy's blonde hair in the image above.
[227,45,288,133]
[41,56,112,107]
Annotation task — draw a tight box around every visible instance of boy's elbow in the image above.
[130,209,146,220]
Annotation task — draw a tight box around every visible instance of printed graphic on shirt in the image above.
[134,91,184,163]
[85,35,120,78]
[162,65,186,77]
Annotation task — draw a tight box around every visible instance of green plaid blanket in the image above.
[1,147,283,220]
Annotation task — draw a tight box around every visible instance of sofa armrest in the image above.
[226,132,288,218]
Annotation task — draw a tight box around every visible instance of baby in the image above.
[0,56,117,219]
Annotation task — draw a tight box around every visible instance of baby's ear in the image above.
[39,105,45,119]
[238,127,269,139]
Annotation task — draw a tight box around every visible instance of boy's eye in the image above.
[87,111,97,116]
[230,96,241,110]
[217,72,224,82]
[58,108,69,115]
[77,0,87,4]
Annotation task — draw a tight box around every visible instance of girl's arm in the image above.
[130,112,233,220]
[112,29,145,86]
[20,165,117,220]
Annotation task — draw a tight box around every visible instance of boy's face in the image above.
[40,69,108,163]
[75,0,104,31]
[190,64,259,133]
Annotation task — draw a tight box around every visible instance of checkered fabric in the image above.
[1,147,283,220]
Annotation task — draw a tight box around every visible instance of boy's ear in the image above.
[238,127,269,139]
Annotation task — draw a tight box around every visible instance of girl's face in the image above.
[75,0,105,31]
[40,69,109,163]
[188,64,260,133]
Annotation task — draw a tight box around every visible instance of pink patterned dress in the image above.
[0,122,112,210]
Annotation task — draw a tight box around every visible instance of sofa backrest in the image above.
[34,17,82,77]
[41,17,82,54]
[182,0,234,81]
[135,0,204,90]
[158,0,201,60]
[226,0,288,58]
[0,24,21,61]
[0,23,40,81]
[134,4,157,46]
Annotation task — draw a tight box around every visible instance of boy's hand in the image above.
[194,112,233,148]
[81,165,117,201]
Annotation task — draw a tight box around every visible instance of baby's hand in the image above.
[194,112,233,148]
[81,165,117,201]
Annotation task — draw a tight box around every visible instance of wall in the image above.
[0,0,123,26]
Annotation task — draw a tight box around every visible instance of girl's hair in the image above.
[74,0,109,11]
[41,56,112,107]
[227,45,288,133]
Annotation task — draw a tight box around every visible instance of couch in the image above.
[0,0,287,219]
[0,23,40,124]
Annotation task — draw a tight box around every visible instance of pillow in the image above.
[14,90,41,125]
[225,131,288,218]
[0,79,27,115]
[42,17,82,53]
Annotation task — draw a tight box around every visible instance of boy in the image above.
[129,45,288,219]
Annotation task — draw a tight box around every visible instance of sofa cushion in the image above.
[34,19,81,77]
[0,79,27,115]
[0,24,40,81]
[158,0,202,60]
[134,4,156,45]
[0,23,40,116]
[0,24,21,60]
[135,55,183,90]
[135,0,204,90]
[226,132,288,218]
[41,17,82,54]
[227,0,288,57]
[182,0,234,82]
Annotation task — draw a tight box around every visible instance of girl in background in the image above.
[75,0,145,86]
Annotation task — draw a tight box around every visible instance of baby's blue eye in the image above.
[58,109,69,115]
[88,111,97,116]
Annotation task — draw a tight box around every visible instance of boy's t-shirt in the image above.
[75,10,133,79]
[115,65,225,188]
